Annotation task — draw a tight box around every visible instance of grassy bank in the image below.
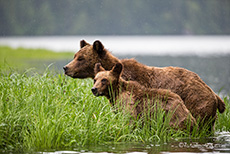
[0,46,73,70]
[0,46,229,152]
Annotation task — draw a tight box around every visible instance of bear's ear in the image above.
[80,40,90,48]
[93,40,106,56]
[111,62,123,77]
[94,63,106,74]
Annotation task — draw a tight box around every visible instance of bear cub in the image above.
[92,62,197,131]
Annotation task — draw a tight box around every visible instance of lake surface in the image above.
[0,35,230,56]
[0,36,230,153]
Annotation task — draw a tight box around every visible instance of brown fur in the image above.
[92,63,197,130]
[64,40,225,130]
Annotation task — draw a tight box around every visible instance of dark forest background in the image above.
[0,0,229,36]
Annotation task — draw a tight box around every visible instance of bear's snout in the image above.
[91,87,98,96]
[63,66,68,72]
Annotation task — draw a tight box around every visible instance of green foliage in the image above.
[0,46,229,152]
[0,0,229,35]
[215,96,230,132]
[1,69,225,152]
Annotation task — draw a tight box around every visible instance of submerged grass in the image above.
[0,68,229,152]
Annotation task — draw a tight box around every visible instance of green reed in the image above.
[215,96,230,132]
[1,68,228,152]
[0,46,229,152]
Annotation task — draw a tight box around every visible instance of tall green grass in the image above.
[1,68,229,152]
[215,96,230,132]
[0,46,229,152]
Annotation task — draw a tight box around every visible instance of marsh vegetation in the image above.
[0,47,229,153]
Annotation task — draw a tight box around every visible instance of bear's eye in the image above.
[94,79,96,84]
[101,78,107,84]
[77,56,84,61]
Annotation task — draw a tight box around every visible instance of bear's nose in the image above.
[63,66,68,72]
[91,87,98,95]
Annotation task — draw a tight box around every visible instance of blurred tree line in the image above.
[0,0,229,36]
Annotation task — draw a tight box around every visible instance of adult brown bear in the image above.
[92,62,197,131]
[63,40,225,130]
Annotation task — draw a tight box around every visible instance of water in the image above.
[30,131,230,154]
[0,36,230,153]
[0,35,230,56]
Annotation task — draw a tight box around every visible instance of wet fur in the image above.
[92,63,197,131]
[64,40,225,130]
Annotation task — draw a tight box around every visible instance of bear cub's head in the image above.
[91,62,123,98]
